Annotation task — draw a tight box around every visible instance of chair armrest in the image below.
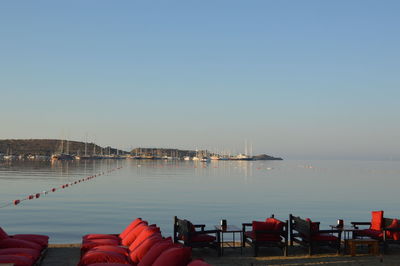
[351,222,370,226]
[242,223,252,231]
[193,224,206,231]
[190,229,220,235]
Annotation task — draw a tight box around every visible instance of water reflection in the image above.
[1,159,400,243]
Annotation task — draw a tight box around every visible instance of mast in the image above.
[84,135,88,157]
[66,140,69,155]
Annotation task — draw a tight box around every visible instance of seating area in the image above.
[242,215,288,256]
[78,217,212,266]
[352,210,400,254]
[289,214,342,255]
[0,226,49,266]
[173,216,221,256]
[3,211,400,265]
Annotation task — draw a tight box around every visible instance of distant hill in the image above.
[0,139,127,156]
[252,154,283,160]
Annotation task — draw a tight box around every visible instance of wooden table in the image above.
[347,239,379,256]
[214,225,242,255]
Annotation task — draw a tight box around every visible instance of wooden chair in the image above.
[352,211,400,254]
[173,216,221,256]
[289,214,342,255]
[242,215,288,256]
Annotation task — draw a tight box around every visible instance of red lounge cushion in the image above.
[371,211,384,231]
[251,221,281,241]
[121,222,148,246]
[266,218,285,232]
[0,227,9,240]
[90,245,129,256]
[0,238,42,251]
[253,221,275,232]
[305,218,320,233]
[81,239,120,253]
[138,237,175,266]
[387,219,400,240]
[190,234,216,243]
[0,248,40,260]
[78,250,129,266]
[187,259,213,266]
[0,255,35,266]
[119,218,144,239]
[12,235,48,248]
[12,234,49,242]
[152,246,192,266]
[311,234,338,242]
[128,227,160,252]
[83,234,120,242]
[130,233,163,263]
[244,231,281,242]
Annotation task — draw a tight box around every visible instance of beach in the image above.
[42,243,400,266]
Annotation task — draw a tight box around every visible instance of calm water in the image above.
[0,159,399,243]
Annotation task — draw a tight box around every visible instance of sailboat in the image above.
[51,139,74,160]
[75,139,91,160]
[235,140,254,160]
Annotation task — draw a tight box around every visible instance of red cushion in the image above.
[253,221,275,232]
[78,250,129,266]
[12,234,49,242]
[152,247,192,266]
[0,248,41,260]
[358,229,383,239]
[121,222,148,246]
[119,218,144,239]
[138,237,175,266]
[190,234,216,243]
[0,227,9,240]
[387,219,400,240]
[187,259,213,266]
[128,226,160,252]
[83,234,120,242]
[81,239,120,254]
[130,233,163,263]
[266,218,285,232]
[251,221,281,241]
[90,245,129,256]
[244,231,281,242]
[311,234,338,241]
[0,238,42,251]
[0,255,35,266]
[371,211,384,231]
[305,218,320,233]
[12,235,48,248]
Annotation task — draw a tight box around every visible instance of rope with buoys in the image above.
[0,166,123,209]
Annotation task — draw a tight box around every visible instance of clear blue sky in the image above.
[1,1,399,160]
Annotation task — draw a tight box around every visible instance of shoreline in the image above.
[41,243,400,266]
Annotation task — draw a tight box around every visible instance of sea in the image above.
[0,159,399,244]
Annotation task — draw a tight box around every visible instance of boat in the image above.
[51,140,74,160]
[200,156,211,162]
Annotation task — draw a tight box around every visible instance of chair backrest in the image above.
[290,214,311,238]
[173,216,192,243]
[370,210,384,231]
[384,218,394,228]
